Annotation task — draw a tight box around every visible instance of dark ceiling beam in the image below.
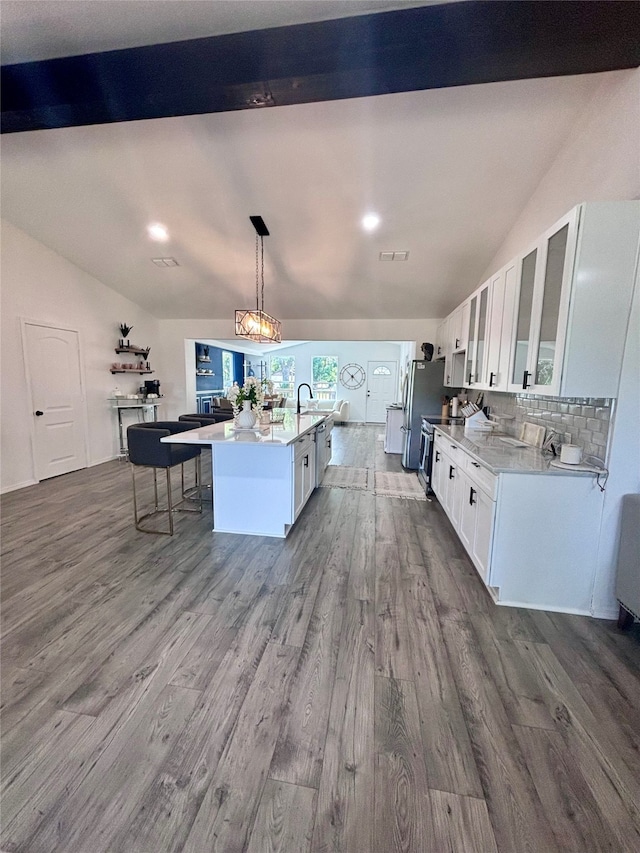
[2,1,639,134]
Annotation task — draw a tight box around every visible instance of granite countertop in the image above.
[161,411,329,448]
[434,424,594,476]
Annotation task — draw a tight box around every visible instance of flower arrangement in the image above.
[227,377,264,419]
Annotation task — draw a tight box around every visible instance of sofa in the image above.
[284,397,349,423]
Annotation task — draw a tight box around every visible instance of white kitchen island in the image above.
[161,412,331,537]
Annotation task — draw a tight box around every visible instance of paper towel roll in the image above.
[560,444,582,465]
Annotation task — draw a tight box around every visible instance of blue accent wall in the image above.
[195,342,224,393]
[194,343,250,395]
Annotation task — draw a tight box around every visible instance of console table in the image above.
[109,398,161,457]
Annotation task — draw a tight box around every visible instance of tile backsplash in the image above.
[481,391,612,462]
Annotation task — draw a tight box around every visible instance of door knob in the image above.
[35,410,44,416]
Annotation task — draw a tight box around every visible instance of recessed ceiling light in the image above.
[362,213,380,232]
[147,222,169,242]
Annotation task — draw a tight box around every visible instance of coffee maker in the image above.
[144,379,161,396]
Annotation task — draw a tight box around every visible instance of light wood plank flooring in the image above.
[2,424,639,852]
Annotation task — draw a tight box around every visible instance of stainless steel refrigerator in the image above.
[401,360,447,469]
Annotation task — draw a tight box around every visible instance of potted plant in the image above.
[119,323,133,348]
[226,377,264,427]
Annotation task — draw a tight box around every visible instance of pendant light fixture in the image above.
[235,215,282,344]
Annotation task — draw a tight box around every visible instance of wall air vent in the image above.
[151,257,179,267]
[379,251,409,261]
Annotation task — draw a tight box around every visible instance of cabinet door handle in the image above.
[468,372,473,385]
[489,371,495,387]
[304,454,309,467]
[435,451,440,462]
[471,461,481,468]
[437,346,442,355]
[449,465,455,480]
[522,370,531,390]
[455,338,460,349]
[469,487,476,506]
[446,375,450,384]
[450,444,457,451]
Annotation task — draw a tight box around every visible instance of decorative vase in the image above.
[237,400,257,429]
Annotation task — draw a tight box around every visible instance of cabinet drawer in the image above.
[294,433,314,459]
[462,455,497,499]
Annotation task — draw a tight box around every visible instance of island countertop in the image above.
[434,424,601,476]
[161,411,330,448]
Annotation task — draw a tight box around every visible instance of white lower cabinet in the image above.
[293,433,316,520]
[442,454,496,583]
[432,429,604,615]
[470,485,494,583]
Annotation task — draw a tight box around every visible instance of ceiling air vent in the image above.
[379,251,409,261]
[151,257,179,267]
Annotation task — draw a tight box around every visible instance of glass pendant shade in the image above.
[235,309,282,343]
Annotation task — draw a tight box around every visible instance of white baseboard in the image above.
[89,455,120,467]
[1,478,38,494]
[590,605,619,620]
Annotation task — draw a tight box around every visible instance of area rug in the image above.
[321,465,370,490]
[374,471,427,500]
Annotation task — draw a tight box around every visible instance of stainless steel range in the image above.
[417,415,464,494]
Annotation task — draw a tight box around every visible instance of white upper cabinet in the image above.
[484,260,517,391]
[463,280,490,388]
[505,202,639,397]
[450,302,470,353]
[435,318,448,360]
[441,201,639,398]
[506,208,579,394]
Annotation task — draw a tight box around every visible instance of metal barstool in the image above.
[127,421,202,535]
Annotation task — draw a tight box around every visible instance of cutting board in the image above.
[519,421,546,448]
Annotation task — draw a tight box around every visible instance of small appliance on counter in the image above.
[464,410,494,433]
[144,379,161,397]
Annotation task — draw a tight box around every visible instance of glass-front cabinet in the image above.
[442,202,639,399]
[464,280,490,388]
[509,247,538,391]
[507,209,578,395]
[534,223,570,389]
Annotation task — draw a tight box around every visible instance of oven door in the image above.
[417,423,431,492]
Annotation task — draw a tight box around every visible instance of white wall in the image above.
[264,339,403,421]
[1,220,161,492]
[481,69,640,279]
[591,275,640,618]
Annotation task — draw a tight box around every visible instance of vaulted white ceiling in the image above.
[0,1,611,321]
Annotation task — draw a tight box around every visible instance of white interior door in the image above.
[365,361,398,423]
[23,322,88,481]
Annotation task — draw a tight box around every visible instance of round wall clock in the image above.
[340,363,366,390]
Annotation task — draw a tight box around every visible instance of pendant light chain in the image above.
[255,234,260,312]
[235,215,282,344]
[261,235,265,313]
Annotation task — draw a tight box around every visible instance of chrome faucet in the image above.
[296,383,313,414]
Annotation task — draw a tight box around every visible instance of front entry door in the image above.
[365,361,398,423]
[23,322,88,480]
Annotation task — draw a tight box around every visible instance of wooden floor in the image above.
[2,424,639,853]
